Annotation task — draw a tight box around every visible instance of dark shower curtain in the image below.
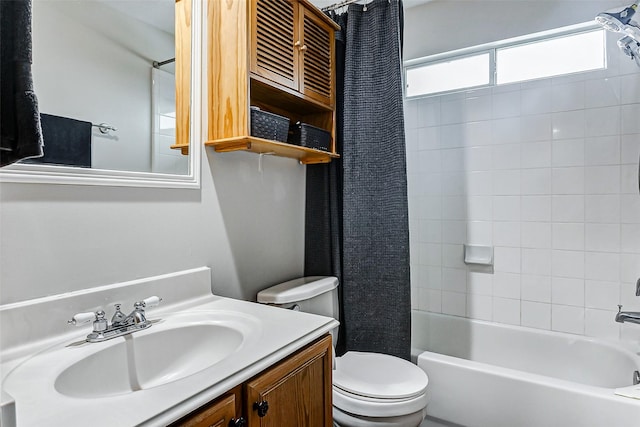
[305,0,410,360]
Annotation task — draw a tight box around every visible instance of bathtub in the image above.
[411,311,640,427]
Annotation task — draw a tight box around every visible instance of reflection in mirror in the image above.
[24,0,189,175]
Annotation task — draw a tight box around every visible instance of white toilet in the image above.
[257,276,429,427]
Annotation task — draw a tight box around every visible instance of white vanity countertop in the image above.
[0,268,338,427]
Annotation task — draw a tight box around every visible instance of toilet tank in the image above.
[257,276,339,322]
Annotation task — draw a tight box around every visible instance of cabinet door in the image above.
[245,335,332,427]
[299,6,334,107]
[251,0,299,91]
[171,392,240,427]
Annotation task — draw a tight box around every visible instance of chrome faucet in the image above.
[68,296,162,343]
[616,304,640,325]
[615,279,640,325]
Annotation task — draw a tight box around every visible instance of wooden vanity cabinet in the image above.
[206,0,339,164]
[171,335,332,427]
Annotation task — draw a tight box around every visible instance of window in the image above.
[405,53,491,98]
[404,25,606,98]
[496,30,605,84]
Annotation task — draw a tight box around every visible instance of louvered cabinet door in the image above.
[251,0,299,91]
[299,6,334,107]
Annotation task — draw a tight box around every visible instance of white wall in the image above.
[406,23,640,341]
[0,149,306,305]
[31,1,174,173]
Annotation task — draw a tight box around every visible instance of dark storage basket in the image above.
[250,107,290,142]
[288,122,331,152]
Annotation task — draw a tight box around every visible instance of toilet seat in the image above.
[333,352,429,418]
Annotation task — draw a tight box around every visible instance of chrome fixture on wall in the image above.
[595,3,640,67]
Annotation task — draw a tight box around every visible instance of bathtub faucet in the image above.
[615,304,640,325]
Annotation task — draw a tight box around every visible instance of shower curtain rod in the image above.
[322,0,389,12]
[322,0,362,12]
[152,58,175,68]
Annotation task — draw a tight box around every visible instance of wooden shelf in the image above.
[205,136,339,165]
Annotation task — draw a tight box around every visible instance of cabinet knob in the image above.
[299,44,307,51]
[253,400,269,417]
[229,417,246,427]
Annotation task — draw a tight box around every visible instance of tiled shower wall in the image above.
[406,32,640,342]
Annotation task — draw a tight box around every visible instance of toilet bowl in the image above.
[257,277,429,427]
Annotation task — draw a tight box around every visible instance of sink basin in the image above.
[55,323,244,398]
[4,310,260,400]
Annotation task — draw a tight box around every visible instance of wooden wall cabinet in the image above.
[205,0,339,165]
[171,335,332,427]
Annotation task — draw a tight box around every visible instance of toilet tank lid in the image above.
[257,276,339,304]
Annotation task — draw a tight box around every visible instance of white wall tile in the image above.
[418,150,442,173]
[521,275,552,303]
[442,220,466,244]
[465,121,493,147]
[467,196,492,221]
[585,280,620,310]
[493,91,521,119]
[585,195,620,223]
[622,224,640,253]
[521,222,551,249]
[466,146,493,171]
[585,165,620,195]
[494,247,521,274]
[441,98,465,125]
[442,291,466,316]
[418,126,441,150]
[622,104,640,134]
[585,106,620,137]
[620,254,640,284]
[493,272,521,299]
[552,195,585,222]
[585,252,620,282]
[552,277,584,306]
[552,81,584,112]
[585,223,620,253]
[585,77,621,108]
[521,301,551,330]
[466,294,493,321]
[493,196,521,221]
[552,167,584,194]
[426,289,442,313]
[521,142,551,168]
[620,74,640,104]
[521,196,551,222]
[468,271,493,295]
[466,95,492,122]
[521,86,552,115]
[493,222,520,247]
[621,164,638,194]
[492,144,521,170]
[522,248,552,276]
[585,136,620,166]
[492,117,522,144]
[621,134,640,164]
[442,196,466,220]
[426,266,443,290]
[418,99,442,127]
[521,114,552,142]
[621,195,640,224]
[493,297,521,325]
[552,223,584,251]
[521,168,551,195]
[552,110,585,140]
[552,304,585,334]
[552,250,585,279]
[441,124,465,149]
[552,138,585,167]
[467,221,493,245]
[585,308,620,340]
[442,267,467,292]
[441,148,465,171]
[466,171,493,195]
[493,170,521,195]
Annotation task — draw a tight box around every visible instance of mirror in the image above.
[0,0,200,188]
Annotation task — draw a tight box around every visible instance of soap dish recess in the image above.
[464,245,493,266]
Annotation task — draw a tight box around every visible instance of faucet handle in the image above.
[138,296,162,308]
[618,304,623,313]
[68,310,103,326]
